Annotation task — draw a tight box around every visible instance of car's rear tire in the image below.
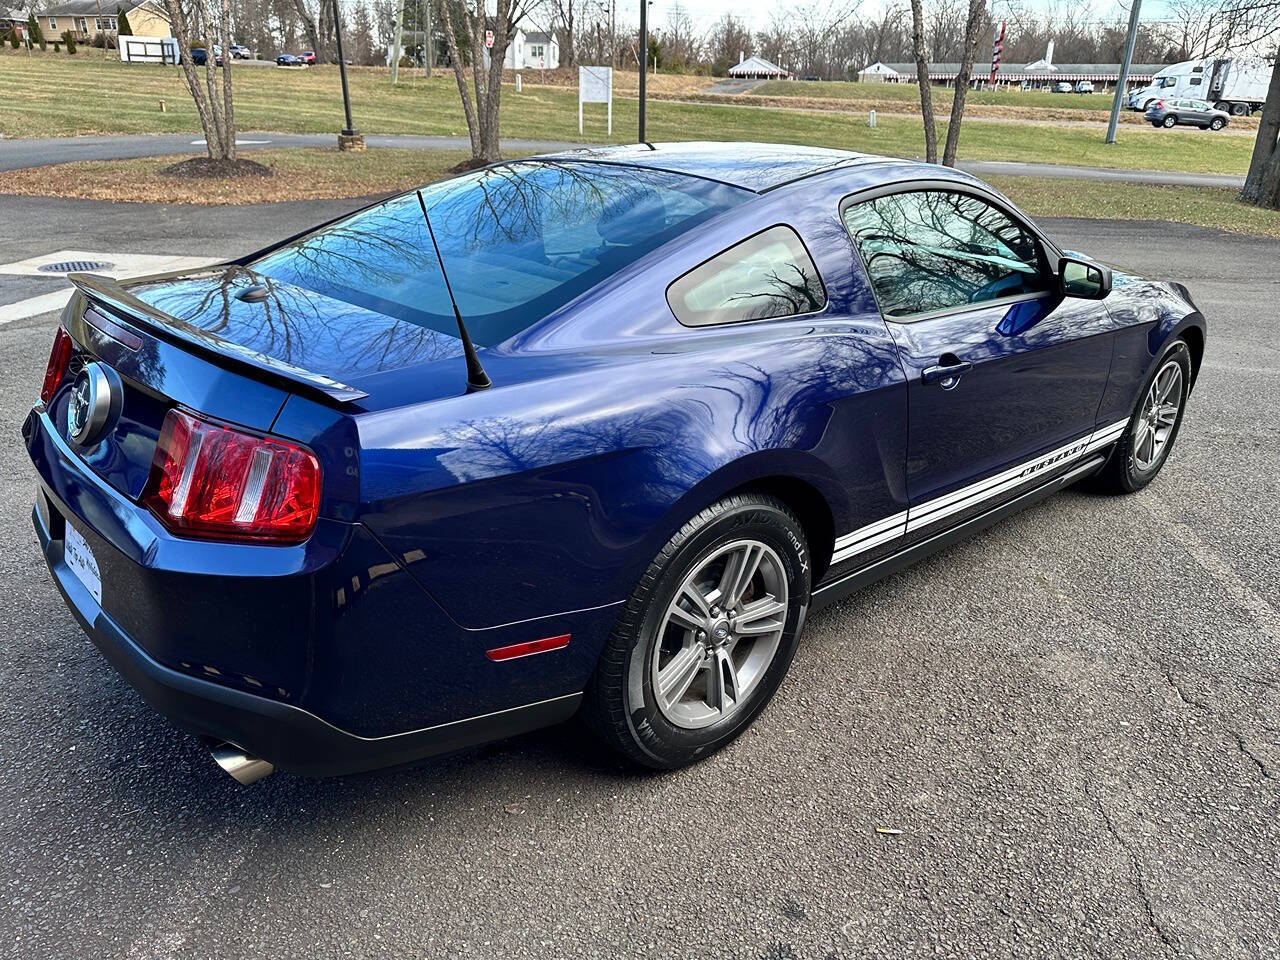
[1209,117,1226,131]
[1162,115,1177,128]
[1090,339,1192,495]
[582,493,812,769]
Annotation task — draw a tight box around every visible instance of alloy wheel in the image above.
[650,539,789,730]
[1133,359,1183,472]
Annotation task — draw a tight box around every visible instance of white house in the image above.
[502,28,558,70]
[858,61,901,82]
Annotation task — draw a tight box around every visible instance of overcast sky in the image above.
[637,0,1176,34]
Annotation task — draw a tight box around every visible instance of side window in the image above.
[667,225,826,327]
[842,190,1048,319]
[1189,77,1202,86]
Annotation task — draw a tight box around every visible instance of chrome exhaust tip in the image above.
[209,742,275,785]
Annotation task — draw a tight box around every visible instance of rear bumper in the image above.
[33,498,581,776]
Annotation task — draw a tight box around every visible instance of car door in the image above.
[842,186,1115,542]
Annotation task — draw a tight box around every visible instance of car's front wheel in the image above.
[584,493,811,769]
[1091,339,1192,494]
[1209,117,1226,131]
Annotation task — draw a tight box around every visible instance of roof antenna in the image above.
[417,190,491,393]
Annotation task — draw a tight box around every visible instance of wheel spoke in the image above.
[1158,368,1181,403]
[718,543,764,611]
[732,597,787,636]
[1157,402,1178,426]
[656,643,705,709]
[1133,417,1148,447]
[668,583,713,633]
[707,646,739,713]
[1135,429,1153,467]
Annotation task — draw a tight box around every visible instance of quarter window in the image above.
[667,226,826,327]
[842,190,1047,319]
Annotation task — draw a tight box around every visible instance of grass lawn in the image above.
[756,79,1125,111]
[987,176,1280,238]
[0,54,1257,176]
[0,147,477,203]
[0,146,1274,239]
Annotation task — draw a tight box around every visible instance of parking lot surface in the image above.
[0,195,1276,959]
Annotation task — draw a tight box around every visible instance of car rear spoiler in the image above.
[67,272,369,405]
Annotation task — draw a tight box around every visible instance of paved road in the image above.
[0,132,1248,189]
[0,196,1277,958]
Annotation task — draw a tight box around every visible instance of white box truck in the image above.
[1128,57,1272,116]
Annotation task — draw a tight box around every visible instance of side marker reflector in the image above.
[486,634,571,662]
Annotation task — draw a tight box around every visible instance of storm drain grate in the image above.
[38,260,114,273]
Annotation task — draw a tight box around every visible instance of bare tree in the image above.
[1242,55,1280,210]
[941,0,988,167]
[436,0,530,165]
[162,0,237,164]
[909,0,938,164]
[546,0,576,66]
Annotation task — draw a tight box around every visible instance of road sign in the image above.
[485,30,494,49]
[579,65,613,135]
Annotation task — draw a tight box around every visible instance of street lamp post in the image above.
[333,0,363,149]
[638,0,648,143]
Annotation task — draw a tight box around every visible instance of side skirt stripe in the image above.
[830,418,1129,562]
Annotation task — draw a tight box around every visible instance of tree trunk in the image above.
[909,0,937,164]
[1241,55,1280,210]
[942,0,985,167]
[436,0,519,164]
[436,0,482,158]
[162,0,235,163]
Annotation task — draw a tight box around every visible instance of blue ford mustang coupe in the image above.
[26,143,1204,783]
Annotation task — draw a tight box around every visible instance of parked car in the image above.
[191,45,223,66]
[1145,97,1230,130]
[1074,80,1094,93]
[228,43,251,59]
[275,52,302,66]
[300,49,316,64]
[27,143,1205,783]
[1051,81,1073,93]
[1128,56,1271,115]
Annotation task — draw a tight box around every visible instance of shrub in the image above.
[7,29,19,49]
[116,8,133,35]
[61,30,77,54]
[53,40,61,51]
[26,13,43,45]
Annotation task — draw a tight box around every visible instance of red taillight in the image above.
[40,326,74,404]
[143,409,321,544]
[1155,99,1165,108]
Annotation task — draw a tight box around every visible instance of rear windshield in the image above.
[250,161,747,346]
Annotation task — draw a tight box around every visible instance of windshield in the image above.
[250,161,748,347]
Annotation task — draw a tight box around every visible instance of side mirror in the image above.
[1058,256,1112,300]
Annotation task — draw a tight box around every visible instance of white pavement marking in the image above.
[0,250,220,279]
[0,290,73,326]
[190,138,272,145]
[0,250,222,325]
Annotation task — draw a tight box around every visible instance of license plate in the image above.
[65,523,102,606]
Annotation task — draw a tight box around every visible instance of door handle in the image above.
[922,357,973,387]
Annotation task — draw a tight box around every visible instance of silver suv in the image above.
[1145,97,1230,131]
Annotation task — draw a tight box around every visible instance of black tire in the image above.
[1091,339,1192,494]
[1230,102,1247,116]
[1162,115,1177,128]
[1214,101,1230,112]
[582,493,812,769]
[1209,117,1226,131]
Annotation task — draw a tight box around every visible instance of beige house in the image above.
[36,0,169,42]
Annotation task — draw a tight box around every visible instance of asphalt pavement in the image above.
[0,195,1277,959]
[0,133,1249,189]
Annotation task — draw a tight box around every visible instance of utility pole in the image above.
[334,0,363,148]
[1106,0,1142,144]
[638,0,648,142]
[610,0,615,68]
[423,0,432,76]
[391,0,404,84]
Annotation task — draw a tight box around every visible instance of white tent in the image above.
[727,56,789,80]
[858,61,900,82]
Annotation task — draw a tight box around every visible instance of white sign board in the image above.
[120,36,180,64]
[485,30,494,49]
[578,65,613,135]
